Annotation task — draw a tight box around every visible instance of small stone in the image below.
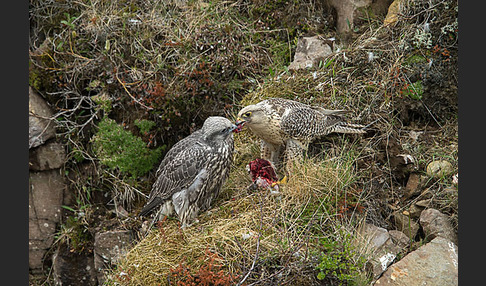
[388,230,410,249]
[358,224,409,279]
[407,204,424,219]
[288,36,334,70]
[404,173,421,198]
[115,205,129,218]
[29,87,56,149]
[419,208,457,244]
[392,212,419,240]
[426,160,454,178]
[452,173,458,185]
[415,199,432,208]
[383,0,401,27]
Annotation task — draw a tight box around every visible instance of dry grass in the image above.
[106,137,371,285]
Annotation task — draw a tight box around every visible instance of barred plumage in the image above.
[139,116,237,228]
[236,98,365,171]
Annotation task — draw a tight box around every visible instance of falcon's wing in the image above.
[140,137,210,216]
[154,130,203,177]
[280,107,343,139]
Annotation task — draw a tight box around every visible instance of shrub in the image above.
[316,235,366,285]
[91,117,163,178]
[168,249,240,286]
[134,119,156,135]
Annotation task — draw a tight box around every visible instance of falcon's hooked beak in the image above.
[233,118,246,133]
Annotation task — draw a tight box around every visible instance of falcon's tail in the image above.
[139,197,163,217]
[331,122,367,134]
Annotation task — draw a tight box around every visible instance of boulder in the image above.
[52,245,98,286]
[374,237,458,285]
[29,170,65,271]
[94,230,135,284]
[29,86,56,149]
[29,142,66,171]
[327,0,393,33]
[29,170,64,220]
[288,36,334,71]
[358,224,410,279]
[419,208,457,244]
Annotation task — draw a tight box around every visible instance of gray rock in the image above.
[29,142,66,171]
[419,208,457,244]
[288,36,334,70]
[327,0,392,33]
[374,237,458,286]
[426,160,454,178]
[29,86,56,149]
[29,218,57,241]
[358,224,409,279]
[29,170,65,271]
[94,230,134,284]
[29,240,54,273]
[29,170,64,220]
[388,230,410,249]
[392,212,419,240]
[52,246,98,286]
[404,173,421,199]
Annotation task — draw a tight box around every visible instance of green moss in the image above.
[404,54,428,65]
[29,59,55,92]
[91,117,163,178]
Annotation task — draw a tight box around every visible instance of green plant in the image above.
[55,214,92,253]
[134,119,156,134]
[92,92,112,114]
[316,235,366,285]
[60,12,77,30]
[56,190,93,253]
[400,80,424,100]
[91,117,163,178]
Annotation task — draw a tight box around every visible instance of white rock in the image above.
[426,160,454,178]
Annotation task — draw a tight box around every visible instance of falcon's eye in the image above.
[244,111,252,117]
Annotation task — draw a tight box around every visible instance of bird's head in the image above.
[236,104,266,129]
[202,116,237,142]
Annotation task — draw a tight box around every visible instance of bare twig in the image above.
[115,71,154,111]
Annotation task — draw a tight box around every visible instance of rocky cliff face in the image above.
[29,87,66,274]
